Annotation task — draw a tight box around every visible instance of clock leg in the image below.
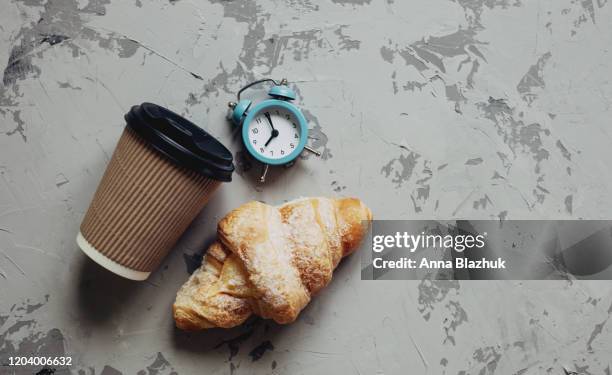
[259,164,269,183]
[304,145,321,156]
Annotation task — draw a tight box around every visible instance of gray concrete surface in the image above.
[1,0,612,374]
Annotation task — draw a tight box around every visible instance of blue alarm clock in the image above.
[229,78,320,182]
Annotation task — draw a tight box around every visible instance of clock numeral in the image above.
[286,114,290,120]
[252,127,259,134]
[270,150,274,155]
[290,143,295,149]
[281,150,285,155]
[260,147,264,153]
[294,133,299,139]
[292,123,297,129]
[256,117,262,124]
[275,110,280,115]
[252,139,257,145]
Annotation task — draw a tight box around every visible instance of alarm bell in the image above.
[229,99,251,126]
[267,85,296,101]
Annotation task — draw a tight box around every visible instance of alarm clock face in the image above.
[242,101,307,165]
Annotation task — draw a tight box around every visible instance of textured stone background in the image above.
[1,0,612,374]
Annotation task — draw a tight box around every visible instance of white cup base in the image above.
[76,231,151,281]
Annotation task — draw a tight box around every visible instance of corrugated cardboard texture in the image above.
[80,127,220,272]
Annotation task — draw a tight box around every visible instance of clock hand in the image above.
[262,112,279,147]
[264,112,275,131]
[265,129,279,147]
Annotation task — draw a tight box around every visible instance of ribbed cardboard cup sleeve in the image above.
[79,128,221,278]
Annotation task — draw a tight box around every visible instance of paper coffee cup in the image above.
[77,103,234,280]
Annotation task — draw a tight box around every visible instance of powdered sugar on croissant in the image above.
[173,197,372,330]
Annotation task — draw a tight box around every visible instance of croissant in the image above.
[173,197,372,330]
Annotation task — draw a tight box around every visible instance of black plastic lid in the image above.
[125,103,234,182]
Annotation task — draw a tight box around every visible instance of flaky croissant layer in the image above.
[173,197,372,330]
